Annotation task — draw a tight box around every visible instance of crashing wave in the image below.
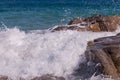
[0,27,119,80]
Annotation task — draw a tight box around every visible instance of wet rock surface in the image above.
[84,33,120,79]
[51,14,120,32]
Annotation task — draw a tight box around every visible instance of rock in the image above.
[31,74,65,80]
[85,33,120,79]
[102,15,120,31]
[51,14,120,32]
[51,26,67,32]
[51,25,87,32]
[68,17,84,25]
[117,33,120,36]
[89,23,100,32]
[0,76,9,80]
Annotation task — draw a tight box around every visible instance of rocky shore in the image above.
[85,33,120,79]
[1,14,120,80]
[50,14,120,80]
[51,14,120,32]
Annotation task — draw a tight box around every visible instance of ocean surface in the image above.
[0,0,120,30]
[0,0,120,80]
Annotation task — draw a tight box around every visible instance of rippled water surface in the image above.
[0,0,120,30]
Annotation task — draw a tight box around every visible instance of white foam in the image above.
[0,27,119,79]
[90,75,114,80]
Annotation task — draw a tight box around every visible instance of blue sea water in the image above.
[0,0,120,30]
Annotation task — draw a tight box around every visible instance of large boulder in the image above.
[51,14,120,32]
[85,33,120,79]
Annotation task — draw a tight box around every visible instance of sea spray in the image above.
[0,27,119,79]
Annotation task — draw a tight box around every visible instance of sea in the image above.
[0,0,120,80]
[0,0,120,30]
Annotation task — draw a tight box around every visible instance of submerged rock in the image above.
[84,33,120,79]
[51,14,120,32]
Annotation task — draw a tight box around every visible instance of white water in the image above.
[0,27,119,80]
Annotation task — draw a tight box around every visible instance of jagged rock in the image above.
[69,14,120,31]
[102,15,120,31]
[31,74,65,80]
[51,14,120,32]
[85,33,120,79]
[89,23,100,32]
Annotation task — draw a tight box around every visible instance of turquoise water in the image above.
[0,0,120,30]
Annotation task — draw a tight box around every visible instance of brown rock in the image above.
[85,33,120,79]
[91,49,119,78]
[82,14,120,32]
[108,47,120,72]
[51,25,87,32]
[67,26,87,31]
[103,15,120,31]
[68,17,84,25]
[87,41,94,47]
[83,14,108,31]
[51,14,120,32]
[51,26,67,32]
[89,23,100,32]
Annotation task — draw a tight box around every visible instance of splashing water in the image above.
[0,27,119,80]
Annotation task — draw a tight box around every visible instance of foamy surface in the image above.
[0,28,119,80]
